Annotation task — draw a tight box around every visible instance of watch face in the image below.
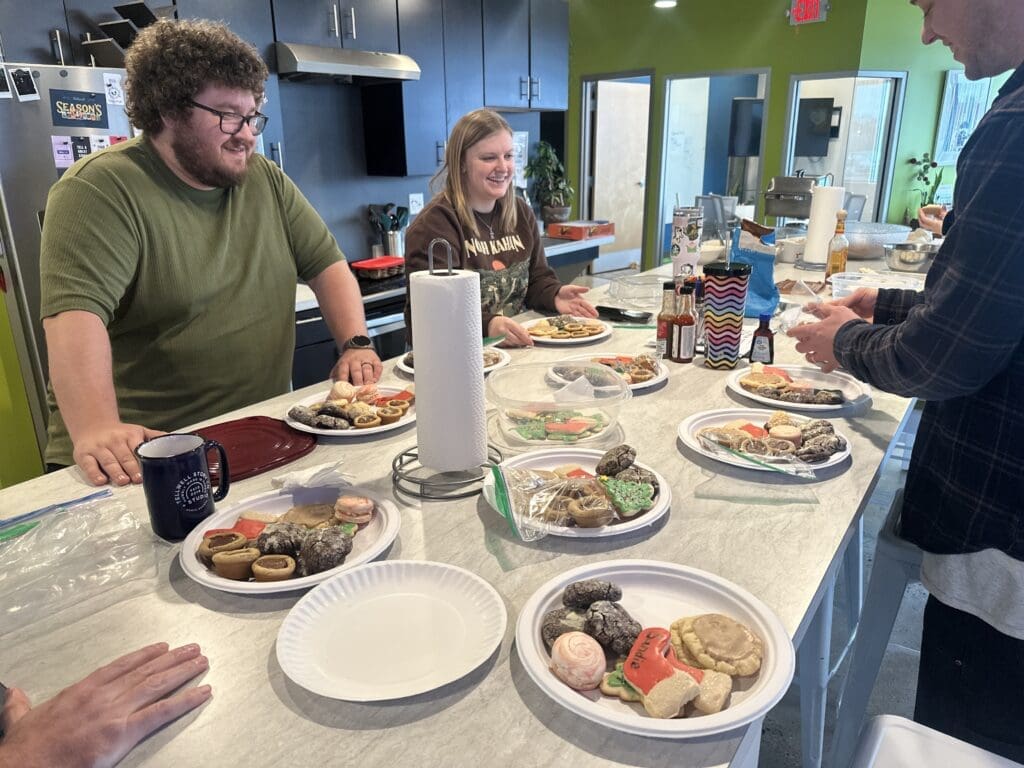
[347,334,372,349]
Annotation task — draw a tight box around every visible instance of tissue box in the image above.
[545,220,616,240]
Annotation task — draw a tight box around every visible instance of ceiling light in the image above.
[654,0,677,7]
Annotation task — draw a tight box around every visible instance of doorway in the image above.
[579,74,653,273]
[656,69,770,261]
[783,72,906,222]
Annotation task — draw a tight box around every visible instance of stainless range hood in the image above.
[275,42,420,82]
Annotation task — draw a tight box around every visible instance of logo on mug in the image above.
[174,471,212,514]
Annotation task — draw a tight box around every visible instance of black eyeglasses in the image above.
[189,100,269,136]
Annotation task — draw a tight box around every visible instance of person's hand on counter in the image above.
[553,284,598,318]
[808,287,878,323]
[331,348,383,386]
[74,422,166,486]
[787,303,861,373]
[488,316,533,347]
[0,642,211,768]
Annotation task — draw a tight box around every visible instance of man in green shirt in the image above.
[39,19,381,486]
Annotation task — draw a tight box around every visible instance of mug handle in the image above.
[204,440,231,501]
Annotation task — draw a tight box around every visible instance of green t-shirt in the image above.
[39,136,342,465]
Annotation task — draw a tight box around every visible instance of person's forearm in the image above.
[43,311,121,438]
[307,261,369,346]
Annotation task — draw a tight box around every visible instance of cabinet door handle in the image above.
[435,141,445,164]
[329,2,340,38]
[519,76,529,101]
[530,77,540,101]
[270,141,285,171]
[344,7,357,39]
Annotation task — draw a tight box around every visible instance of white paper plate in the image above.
[677,408,851,472]
[277,560,506,700]
[284,387,416,437]
[725,365,870,412]
[395,347,511,377]
[179,487,401,595]
[482,448,671,538]
[523,317,613,346]
[515,559,795,739]
[547,352,669,393]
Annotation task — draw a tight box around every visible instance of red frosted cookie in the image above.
[623,628,699,718]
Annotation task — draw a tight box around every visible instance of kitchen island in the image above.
[0,261,911,768]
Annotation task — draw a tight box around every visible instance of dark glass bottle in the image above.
[749,314,774,364]
[656,281,677,360]
[671,284,696,363]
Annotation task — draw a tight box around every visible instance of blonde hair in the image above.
[432,108,518,239]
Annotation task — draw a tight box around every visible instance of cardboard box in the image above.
[545,220,615,240]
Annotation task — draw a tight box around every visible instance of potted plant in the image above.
[904,151,945,225]
[525,140,574,225]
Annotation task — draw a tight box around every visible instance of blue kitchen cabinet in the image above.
[482,0,567,111]
[272,0,398,53]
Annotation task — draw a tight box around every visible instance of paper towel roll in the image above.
[803,186,846,265]
[409,269,488,472]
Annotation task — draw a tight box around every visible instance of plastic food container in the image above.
[608,274,664,308]
[351,256,405,280]
[831,272,925,299]
[883,242,940,273]
[486,362,631,445]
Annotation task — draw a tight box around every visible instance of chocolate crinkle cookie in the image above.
[297,526,353,576]
[585,600,642,656]
[256,522,310,557]
[562,578,623,609]
[614,465,659,495]
[540,607,588,650]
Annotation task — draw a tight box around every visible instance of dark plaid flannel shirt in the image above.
[834,63,1024,560]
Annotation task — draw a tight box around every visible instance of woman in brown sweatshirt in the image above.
[404,108,596,346]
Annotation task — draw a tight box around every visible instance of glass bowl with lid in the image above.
[486,361,632,445]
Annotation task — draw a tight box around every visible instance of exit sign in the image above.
[789,0,828,25]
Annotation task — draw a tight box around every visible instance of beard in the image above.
[170,131,251,188]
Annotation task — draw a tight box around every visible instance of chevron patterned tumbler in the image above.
[702,263,751,369]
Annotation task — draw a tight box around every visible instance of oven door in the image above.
[365,303,407,361]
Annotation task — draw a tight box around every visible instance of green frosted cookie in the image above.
[600,662,642,702]
[599,476,655,518]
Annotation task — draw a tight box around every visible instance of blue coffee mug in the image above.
[135,434,230,541]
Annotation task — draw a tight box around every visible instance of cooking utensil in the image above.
[883,242,940,273]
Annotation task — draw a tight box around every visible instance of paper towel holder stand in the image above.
[391,445,503,500]
[428,238,455,275]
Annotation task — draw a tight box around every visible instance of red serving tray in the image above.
[351,256,404,270]
[193,416,316,483]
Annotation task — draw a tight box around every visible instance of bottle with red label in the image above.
[656,281,677,360]
[671,283,696,363]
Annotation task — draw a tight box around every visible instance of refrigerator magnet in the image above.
[51,137,74,169]
[9,68,40,102]
[103,73,124,106]
[0,68,11,100]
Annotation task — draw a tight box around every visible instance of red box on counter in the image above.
[545,220,616,240]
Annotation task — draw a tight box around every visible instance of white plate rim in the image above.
[676,407,851,472]
[547,352,669,393]
[395,347,512,377]
[725,365,870,412]
[178,487,401,595]
[284,387,416,437]
[482,447,672,538]
[522,317,613,346]
[514,559,795,739]
[277,560,507,701]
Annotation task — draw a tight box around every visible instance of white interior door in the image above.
[591,80,650,273]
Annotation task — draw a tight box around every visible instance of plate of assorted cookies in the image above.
[515,560,795,738]
[524,315,612,345]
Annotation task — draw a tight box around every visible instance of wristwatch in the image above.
[343,334,373,351]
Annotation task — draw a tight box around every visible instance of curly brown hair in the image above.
[125,19,268,134]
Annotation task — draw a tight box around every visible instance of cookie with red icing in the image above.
[623,627,699,718]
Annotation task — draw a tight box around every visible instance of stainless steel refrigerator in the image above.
[0,63,132,456]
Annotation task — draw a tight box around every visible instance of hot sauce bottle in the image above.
[656,281,677,360]
[671,283,696,363]
[749,314,774,364]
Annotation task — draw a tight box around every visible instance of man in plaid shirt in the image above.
[790,0,1024,759]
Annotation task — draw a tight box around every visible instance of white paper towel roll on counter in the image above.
[803,186,846,265]
[409,268,488,472]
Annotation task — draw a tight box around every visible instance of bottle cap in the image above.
[681,284,695,294]
[759,313,772,322]
[663,281,676,290]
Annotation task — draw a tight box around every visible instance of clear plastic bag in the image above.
[696,432,817,478]
[489,465,623,542]
[0,496,163,637]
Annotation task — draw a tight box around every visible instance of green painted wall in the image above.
[0,293,43,487]
[567,0,1007,263]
